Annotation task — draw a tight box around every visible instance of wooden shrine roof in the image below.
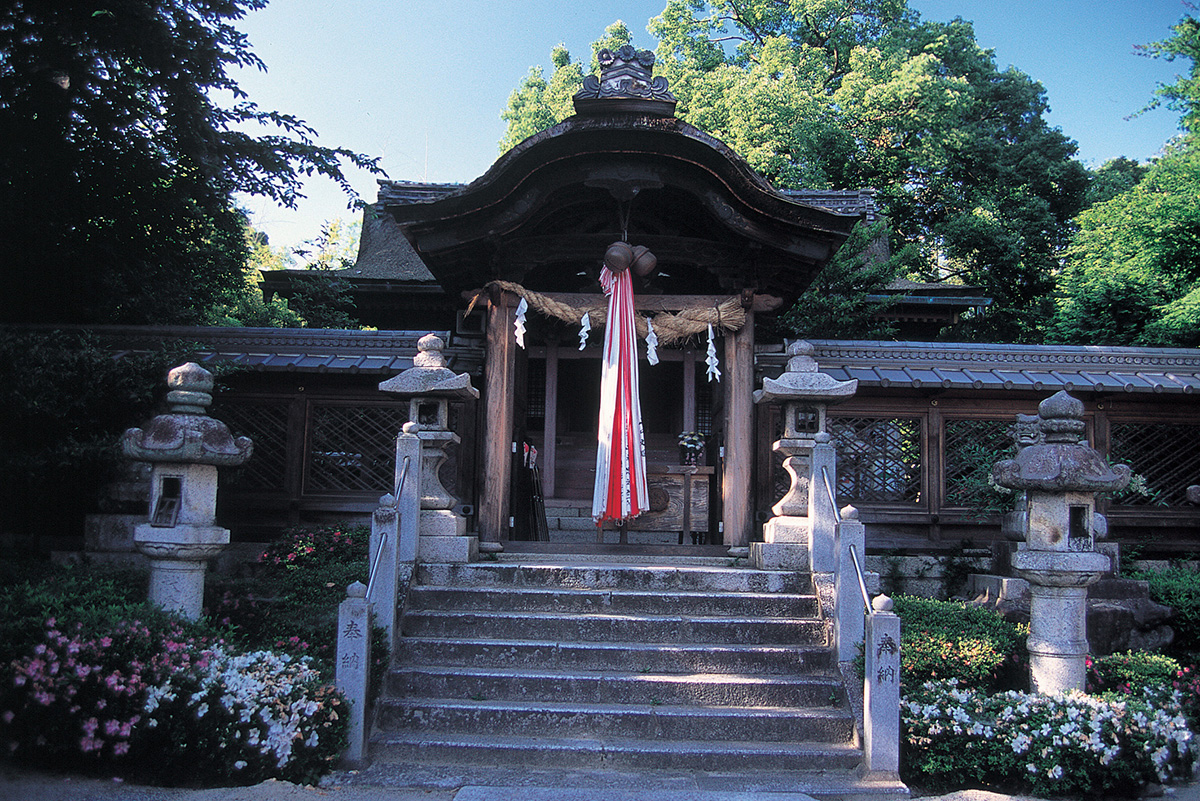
[373,113,875,303]
[767,340,1200,395]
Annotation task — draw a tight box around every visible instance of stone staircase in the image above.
[368,555,906,798]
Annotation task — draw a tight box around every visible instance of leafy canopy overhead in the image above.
[500,0,1089,343]
[1052,10,1200,348]
[0,0,381,325]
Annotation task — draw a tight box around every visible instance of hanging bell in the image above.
[604,241,634,273]
[630,245,656,278]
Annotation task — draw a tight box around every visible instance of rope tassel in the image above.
[592,263,648,524]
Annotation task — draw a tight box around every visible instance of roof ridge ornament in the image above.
[574,44,677,117]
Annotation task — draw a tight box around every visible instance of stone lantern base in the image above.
[1012,548,1110,695]
[419,509,478,563]
[753,517,810,570]
[134,523,230,620]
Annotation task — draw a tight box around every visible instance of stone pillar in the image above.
[863,595,901,779]
[994,391,1130,694]
[122,363,252,620]
[369,423,421,644]
[335,581,372,768]
[834,506,866,664]
[379,334,480,563]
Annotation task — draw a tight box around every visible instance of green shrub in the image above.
[1129,565,1200,662]
[1088,651,1183,695]
[0,561,156,668]
[893,596,1028,692]
[206,523,388,697]
[902,679,1195,796]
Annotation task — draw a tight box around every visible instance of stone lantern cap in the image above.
[122,362,253,466]
[754,341,858,404]
[378,333,479,399]
[992,390,1130,493]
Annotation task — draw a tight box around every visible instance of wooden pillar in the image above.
[542,342,559,499]
[722,311,755,547]
[683,347,697,432]
[480,290,516,545]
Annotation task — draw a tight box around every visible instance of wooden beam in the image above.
[722,311,755,547]
[480,289,517,544]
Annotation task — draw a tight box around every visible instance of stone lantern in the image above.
[122,363,252,619]
[993,391,1129,694]
[379,333,482,561]
[752,341,857,571]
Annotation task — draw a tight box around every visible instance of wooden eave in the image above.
[380,114,865,304]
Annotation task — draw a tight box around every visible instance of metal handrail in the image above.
[820,466,842,524]
[391,454,412,507]
[367,454,411,598]
[820,466,873,616]
[849,543,873,616]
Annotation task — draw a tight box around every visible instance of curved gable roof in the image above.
[380,113,872,304]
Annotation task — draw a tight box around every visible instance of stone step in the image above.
[394,637,836,674]
[408,585,820,617]
[387,666,846,708]
[374,697,855,743]
[417,562,812,594]
[367,731,866,774]
[400,609,830,646]
[496,551,734,565]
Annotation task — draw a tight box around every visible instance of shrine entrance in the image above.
[519,343,719,548]
[369,45,870,554]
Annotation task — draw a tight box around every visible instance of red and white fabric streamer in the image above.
[592,262,649,524]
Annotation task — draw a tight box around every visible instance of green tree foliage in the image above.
[203,218,363,329]
[281,219,361,329]
[0,330,200,542]
[203,226,306,328]
[1052,141,1200,346]
[1052,11,1200,347]
[500,44,584,152]
[777,219,916,340]
[1084,156,1149,207]
[500,1,1088,342]
[0,0,380,325]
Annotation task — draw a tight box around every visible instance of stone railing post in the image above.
[335,581,372,768]
[369,422,421,647]
[834,506,866,664]
[809,436,838,574]
[863,595,901,779]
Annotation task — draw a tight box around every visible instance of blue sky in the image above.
[231,0,1193,253]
